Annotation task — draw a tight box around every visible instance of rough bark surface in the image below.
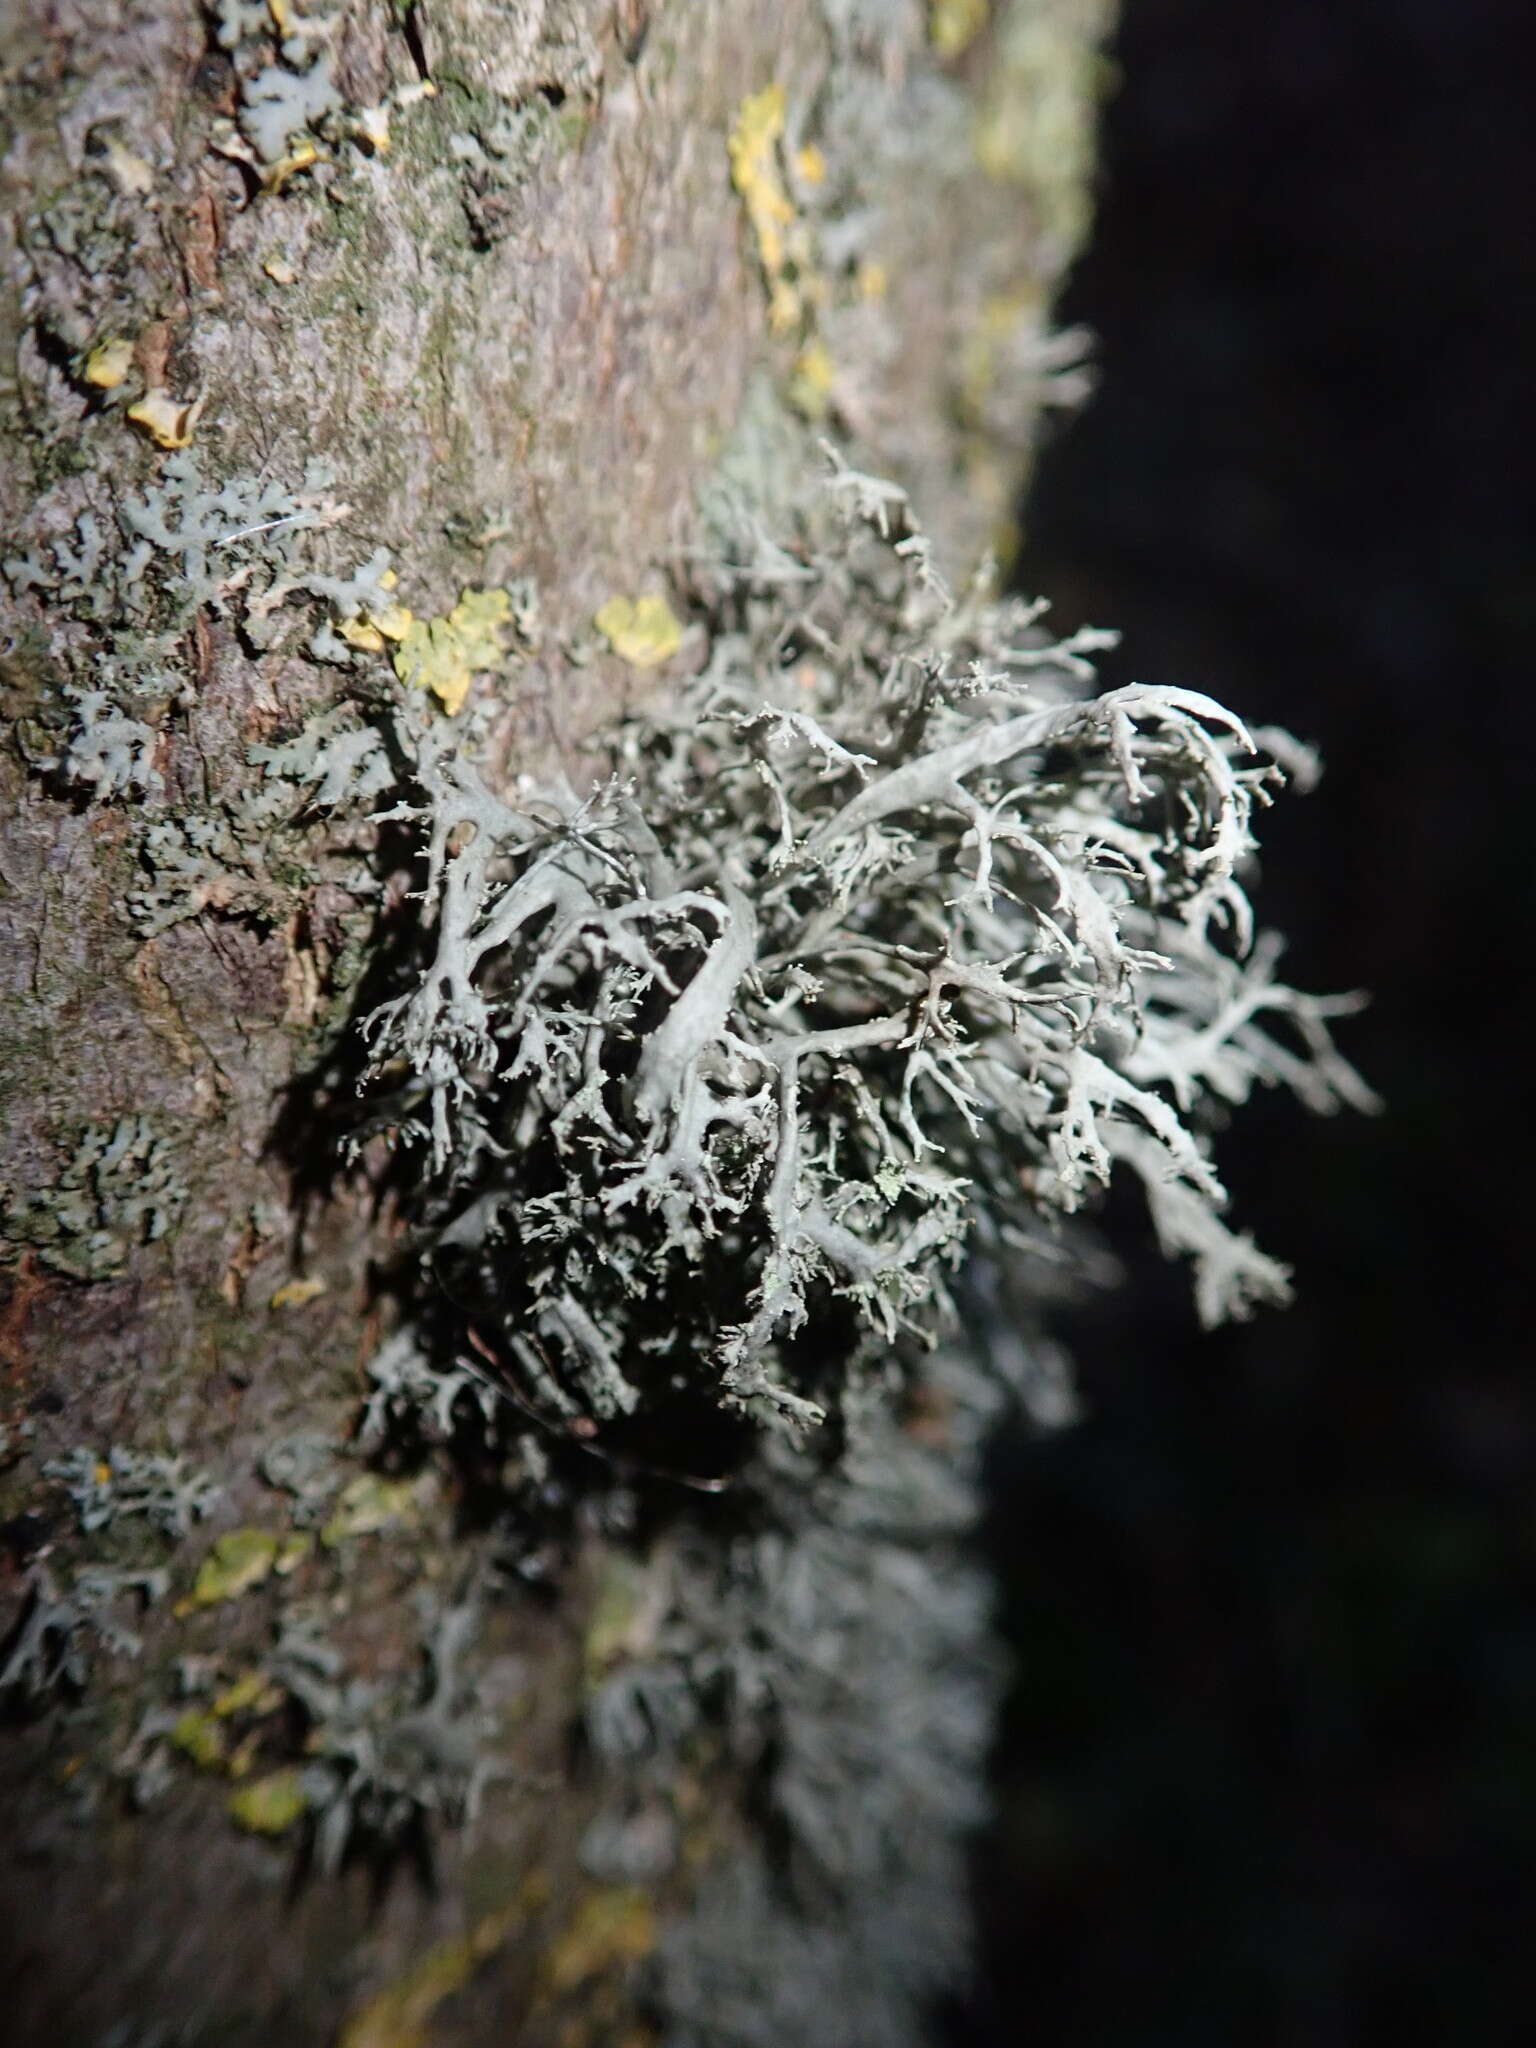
[0,3,1110,2042]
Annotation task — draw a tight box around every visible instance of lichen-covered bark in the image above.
[0,3,1112,2042]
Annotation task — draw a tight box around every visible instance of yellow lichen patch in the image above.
[337,1908,518,2048]
[581,1555,664,1691]
[856,259,889,302]
[211,1670,284,1719]
[535,1889,656,2003]
[226,1730,263,1778]
[788,338,835,422]
[171,1668,286,1772]
[171,1706,228,1770]
[930,0,990,59]
[972,10,1112,264]
[183,1527,281,1609]
[394,618,471,711]
[228,1768,307,1836]
[727,85,805,336]
[445,587,515,668]
[269,1274,328,1309]
[127,388,206,449]
[102,135,156,198]
[319,1472,421,1549]
[261,137,323,193]
[263,255,297,285]
[393,587,515,715]
[793,142,826,185]
[339,602,413,653]
[83,337,134,390]
[594,594,683,670]
[958,285,1036,425]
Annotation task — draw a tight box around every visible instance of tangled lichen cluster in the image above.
[362,451,1372,1462]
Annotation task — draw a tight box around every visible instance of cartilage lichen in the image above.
[360,448,1373,1457]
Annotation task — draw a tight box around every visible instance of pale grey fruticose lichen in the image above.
[359,451,1375,1457]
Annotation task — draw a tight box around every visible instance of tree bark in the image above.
[0,3,1110,2041]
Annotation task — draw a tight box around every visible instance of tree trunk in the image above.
[0,4,1110,2042]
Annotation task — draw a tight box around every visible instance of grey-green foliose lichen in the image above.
[2,1117,188,1279]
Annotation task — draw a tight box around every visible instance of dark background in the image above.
[967,1,1534,2042]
